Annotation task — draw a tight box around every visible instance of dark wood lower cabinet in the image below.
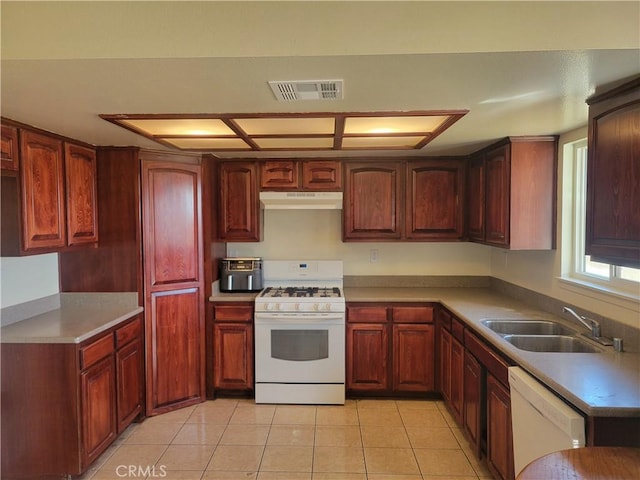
[346,303,435,396]
[449,335,464,423]
[81,355,117,467]
[214,323,254,391]
[211,302,254,395]
[487,373,514,480]
[392,324,435,391]
[0,315,143,479]
[116,337,144,432]
[463,350,484,457]
[347,323,390,392]
[438,325,452,402]
[438,307,515,480]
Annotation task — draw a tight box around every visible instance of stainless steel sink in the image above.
[503,334,602,353]
[481,319,576,336]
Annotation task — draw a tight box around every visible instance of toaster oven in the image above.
[220,257,263,292]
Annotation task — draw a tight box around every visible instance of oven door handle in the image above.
[255,313,345,323]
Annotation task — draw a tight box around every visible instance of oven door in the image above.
[254,313,345,384]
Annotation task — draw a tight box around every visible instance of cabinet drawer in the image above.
[464,329,511,386]
[438,309,452,330]
[451,316,465,342]
[214,304,253,322]
[80,334,115,370]
[392,306,433,323]
[347,306,388,323]
[116,316,142,348]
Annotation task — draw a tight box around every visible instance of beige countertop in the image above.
[345,287,640,418]
[1,293,143,344]
[209,292,259,302]
[209,286,640,416]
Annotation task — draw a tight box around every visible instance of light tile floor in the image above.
[80,399,496,480]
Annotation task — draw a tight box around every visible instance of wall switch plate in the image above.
[370,249,379,263]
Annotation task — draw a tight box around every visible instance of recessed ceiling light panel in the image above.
[100,110,468,153]
[268,80,344,101]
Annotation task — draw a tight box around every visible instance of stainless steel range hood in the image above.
[259,191,343,210]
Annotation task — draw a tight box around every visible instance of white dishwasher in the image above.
[508,366,586,476]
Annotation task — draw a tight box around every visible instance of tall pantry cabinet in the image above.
[60,148,207,415]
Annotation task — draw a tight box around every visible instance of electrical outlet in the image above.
[370,249,379,263]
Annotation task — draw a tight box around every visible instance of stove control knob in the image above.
[313,303,320,311]
[265,303,273,311]
[275,303,282,311]
[295,303,300,311]
[324,303,332,311]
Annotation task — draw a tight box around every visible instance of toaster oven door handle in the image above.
[248,274,253,291]
[227,275,233,291]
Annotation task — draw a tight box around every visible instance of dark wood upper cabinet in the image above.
[1,122,98,255]
[485,144,510,246]
[219,161,261,241]
[406,159,466,240]
[65,142,98,246]
[1,124,19,171]
[260,159,342,191]
[261,160,298,189]
[467,155,485,241]
[345,159,466,242]
[343,161,403,240]
[19,130,67,250]
[468,136,557,250]
[586,77,640,267]
[301,160,342,190]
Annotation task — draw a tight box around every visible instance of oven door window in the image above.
[271,329,328,362]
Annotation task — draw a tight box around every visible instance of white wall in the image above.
[0,254,60,308]
[228,209,492,276]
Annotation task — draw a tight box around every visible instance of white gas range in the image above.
[254,260,345,405]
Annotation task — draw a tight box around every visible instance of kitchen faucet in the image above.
[562,306,613,346]
[563,306,600,336]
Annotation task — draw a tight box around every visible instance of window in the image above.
[569,139,640,294]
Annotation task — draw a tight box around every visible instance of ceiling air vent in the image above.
[268,80,343,101]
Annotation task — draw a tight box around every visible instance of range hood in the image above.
[259,191,343,210]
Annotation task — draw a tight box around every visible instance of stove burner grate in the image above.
[261,286,341,298]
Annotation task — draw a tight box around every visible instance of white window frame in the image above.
[566,139,640,297]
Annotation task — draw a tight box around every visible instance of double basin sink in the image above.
[481,319,603,353]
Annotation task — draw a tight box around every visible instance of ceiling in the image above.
[1,1,639,158]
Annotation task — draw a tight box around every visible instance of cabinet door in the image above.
[81,356,117,468]
[487,374,514,480]
[142,159,204,414]
[214,322,253,390]
[586,83,640,267]
[343,162,402,240]
[116,338,143,433]
[450,336,465,424]
[438,326,452,402]
[485,145,510,246]
[148,289,203,411]
[20,130,66,250]
[392,324,434,392]
[64,143,98,246]
[1,124,19,171]
[406,159,465,240]
[219,161,260,241]
[346,323,389,391]
[467,154,485,241]
[261,160,298,190]
[302,160,342,190]
[463,350,483,457]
